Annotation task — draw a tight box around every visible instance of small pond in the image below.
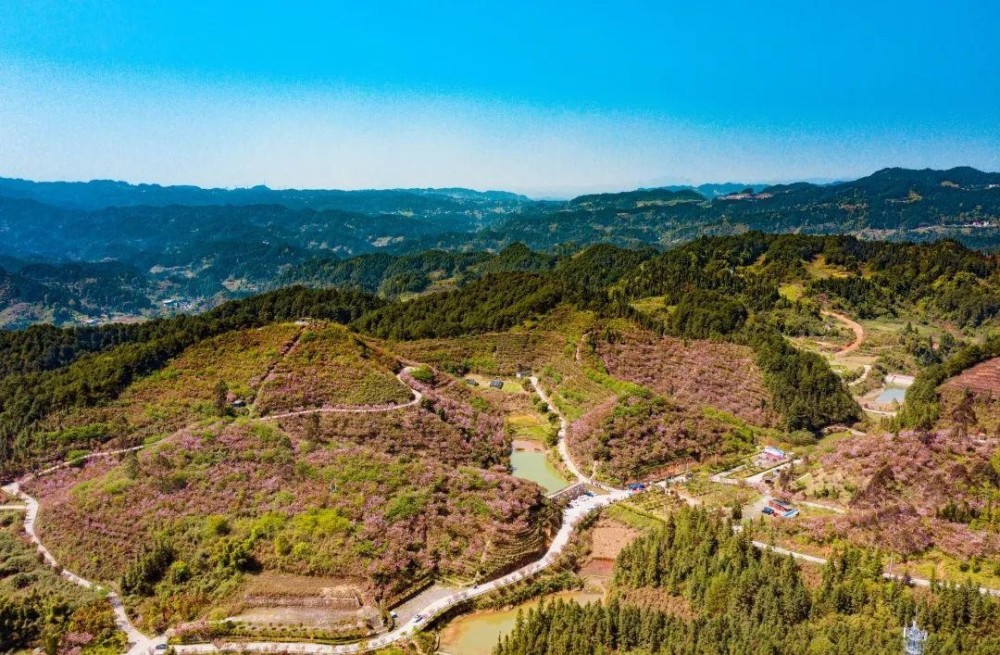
[510,449,568,494]
[874,386,907,405]
[438,591,603,655]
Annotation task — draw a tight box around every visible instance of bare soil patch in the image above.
[512,439,544,453]
[227,606,378,629]
[242,572,369,604]
[589,518,642,560]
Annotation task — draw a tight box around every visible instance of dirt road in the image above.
[822,310,865,356]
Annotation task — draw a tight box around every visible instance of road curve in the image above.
[822,310,865,357]
[260,368,424,421]
[0,368,431,655]
[752,540,1000,597]
[2,471,159,655]
[848,364,873,386]
[12,363,995,655]
[172,490,629,655]
[172,377,622,654]
[3,367,624,655]
[528,376,589,485]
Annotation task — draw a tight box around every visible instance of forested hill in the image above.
[6,232,1000,476]
[0,167,998,328]
[426,166,1000,252]
[494,509,1000,655]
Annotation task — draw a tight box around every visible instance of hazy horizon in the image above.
[2,166,989,203]
[1,1,998,196]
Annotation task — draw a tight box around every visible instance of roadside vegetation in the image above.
[2,231,1000,647]
[0,511,125,654]
[495,509,1000,655]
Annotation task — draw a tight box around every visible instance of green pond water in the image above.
[510,449,567,494]
[874,385,907,404]
[439,591,603,655]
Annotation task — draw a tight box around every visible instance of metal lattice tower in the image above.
[903,620,928,655]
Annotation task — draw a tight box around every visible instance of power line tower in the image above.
[903,619,928,655]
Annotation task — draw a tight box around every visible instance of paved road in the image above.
[14,364,997,655]
[7,367,624,655]
[709,464,745,486]
[171,376,624,654]
[173,490,629,655]
[752,540,1000,597]
[709,459,795,487]
[2,474,161,655]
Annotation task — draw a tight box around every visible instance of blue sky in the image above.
[1,1,998,196]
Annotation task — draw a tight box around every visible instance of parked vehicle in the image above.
[761,506,775,515]
[768,499,792,513]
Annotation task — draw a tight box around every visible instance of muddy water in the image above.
[509,449,567,494]
[438,591,603,655]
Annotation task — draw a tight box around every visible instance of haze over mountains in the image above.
[1,166,998,328]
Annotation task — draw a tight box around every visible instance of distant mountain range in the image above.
[0,177,533,213]
[1,167,998,328]
[651,182,770,198]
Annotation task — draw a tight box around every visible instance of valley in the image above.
[2,231,1000,654]
[2,167,999,330]
[3,1,997,651]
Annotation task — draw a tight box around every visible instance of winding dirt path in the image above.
[260,368,423,421]
[13,360,997,655]
[822,310,865,356]
[528,376,589,485]
[2,451,160,655]
[3,367,621,654]
[849,364,873,386]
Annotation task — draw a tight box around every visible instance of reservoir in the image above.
[438,591,603,655]
[510,446,568,494]
[874,385,907,405]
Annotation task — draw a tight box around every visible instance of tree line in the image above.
[496,508,1000,655]
[0,286,384,476]
[6,233,1000,474]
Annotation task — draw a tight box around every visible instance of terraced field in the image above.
[943,356,1000,396]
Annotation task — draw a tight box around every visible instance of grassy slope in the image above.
[25,324,553,633]
[0,511,125,654]
[20,300,1000,638]
[41,322,303,447]
[255,323,411,415]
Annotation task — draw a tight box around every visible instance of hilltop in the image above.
[2,232,1000,652]
[1,167,999,328]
